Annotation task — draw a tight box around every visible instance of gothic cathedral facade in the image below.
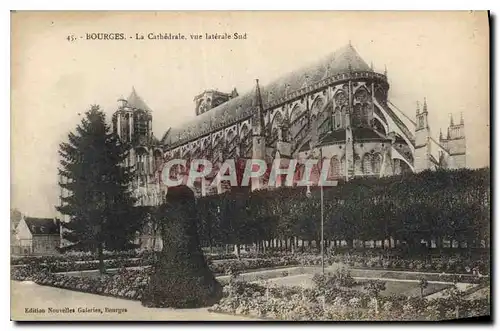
[111,44,466,205]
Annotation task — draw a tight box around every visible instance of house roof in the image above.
[162,44,374,146]
[24,217,60,235]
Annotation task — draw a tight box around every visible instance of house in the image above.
[12,217,61,255]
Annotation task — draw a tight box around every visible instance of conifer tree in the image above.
[56,105,139,273]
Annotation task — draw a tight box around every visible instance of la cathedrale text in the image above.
[136,32,247,40]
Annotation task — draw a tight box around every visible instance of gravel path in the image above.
[11,281,259,321]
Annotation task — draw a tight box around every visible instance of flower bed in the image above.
[14,261,490,321]
[31,268,152,301]
[11,264,46,281]
[209,278,490,321]
[349,269,485,284]
[11,256,300,282]
[10,250,149,265]
[209,256,299,275]
[293,253,489,276]
[12,258,300,301]
[12,258,149,274]
[11,251,282,266]
[12,249,490,276]
[11,248,489,299]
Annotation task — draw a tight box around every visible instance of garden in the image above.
[209,269,490,321]
[11,247,490,321]
[11,167,490,320]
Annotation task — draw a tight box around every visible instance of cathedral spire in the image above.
[450,113,454,126]
[304,73,310,88]
[423,97,428,113]
[384,64,388,76]
[460,112,464,125]
[439,128,443,141]
[284,83,290,97]
[323,64,331,79]
[416,101,420,116]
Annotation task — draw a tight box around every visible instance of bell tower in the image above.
[112,87,154,188]
[194,88,238,116]
[113,98,133,144]
[440,113,466,169]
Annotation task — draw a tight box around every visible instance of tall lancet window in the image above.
[332,109,342,130]
[330,156,341,179]
[334,91,348,128]
[153,150,163,173]
[340,155,346,177]
[317,100,332,136]
[270,111,283,145]
[136,148,149,178]
[289,104,306,141]
[363,153,373,175]
[354,154,362,176]
[353,88,370,127]
[372,153,383,175]
[350,104,359,127]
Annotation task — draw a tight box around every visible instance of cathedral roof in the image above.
[352,127,387,141]
[317,127,387,147]
[163,44,374,147]
[127,87,152,112]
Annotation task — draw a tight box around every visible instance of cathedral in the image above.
[111,43,466,205]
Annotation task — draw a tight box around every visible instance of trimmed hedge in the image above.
[197,168,490,253]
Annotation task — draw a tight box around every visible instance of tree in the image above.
[193,167,490,259]
[56,105,138,273]
[10,208,22,235]
[419,278,429,298]
[197,195,222,253]
[141,185,222,308]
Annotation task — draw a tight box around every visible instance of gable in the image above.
[15,218,32,241]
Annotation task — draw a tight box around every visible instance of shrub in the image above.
[312,267,355,290]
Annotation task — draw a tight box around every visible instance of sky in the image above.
[11,11,489,217]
